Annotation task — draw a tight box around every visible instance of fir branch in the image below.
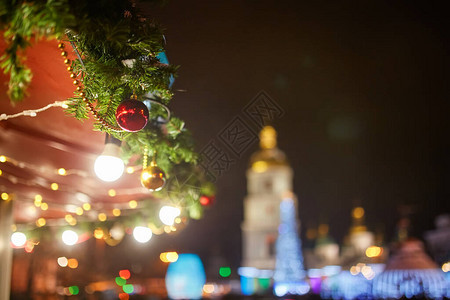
[0,0,214,220]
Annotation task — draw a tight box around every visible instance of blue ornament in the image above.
[156,52,175,88]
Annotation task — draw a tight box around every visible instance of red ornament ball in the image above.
[199,195,215,206]
[115,99,149,132]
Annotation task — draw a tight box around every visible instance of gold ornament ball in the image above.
[58,43,65,49]
[141,166,166,191]
[61,51,68,57]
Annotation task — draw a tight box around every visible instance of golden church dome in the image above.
[249,126,288,172]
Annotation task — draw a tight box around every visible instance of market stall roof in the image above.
[0,39,153,224]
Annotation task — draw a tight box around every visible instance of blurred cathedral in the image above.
[238,126,449,298]
[240,126,307,295]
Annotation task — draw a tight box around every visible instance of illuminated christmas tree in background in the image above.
[273,196,310,296]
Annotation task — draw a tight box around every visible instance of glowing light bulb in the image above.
[159,206,181,226]
[94,142,124,182]
[62,230,78,246]
[11,232,27,247]
[133,226,152,243]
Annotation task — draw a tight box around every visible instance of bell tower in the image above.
[241,126,295,270]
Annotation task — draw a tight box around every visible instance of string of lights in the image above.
[0,154,89,177]
[0,101,68,121]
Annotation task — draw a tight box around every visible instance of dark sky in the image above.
[141,1,450,269]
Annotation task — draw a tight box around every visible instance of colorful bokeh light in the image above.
[68,286,79,295]
[366,246,383,258]
[119,293,129,300]
[115,277,126,286]
[219,267,231,277]
[68,258,78,269]
[119,269,131,280]
[123,284,134,294]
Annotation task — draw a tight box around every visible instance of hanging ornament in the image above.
[115,94,149,132]
[199,195,215,207]
[141,150,166,191]
[105,223,125,246]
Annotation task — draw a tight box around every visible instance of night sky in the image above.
[137,1,450,269]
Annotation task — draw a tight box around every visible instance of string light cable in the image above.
[0,101,68,121]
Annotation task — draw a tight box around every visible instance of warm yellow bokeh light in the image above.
[34,194,42,202]
[75,207,84,216]
[0,155,6,162]
[51,183,59,191]
[126,167,134,174]
[175,217,181,224]
[160,253,168,262]
[11,224,17,232]
[36,218,46,227]
[68,258,78,269]
[203,284,215,294]
[112,208,121,217]
[40,203,49,211]
[129,200,137,209]
[350,266,359,275]
[108,189,116,197]
[160,252,179,263]
[352,207,365,219]
[0,169,2,176]
[82,203,91,211]
[166,252,178,262]
[366,246,383,258]
[98,213,107,222]
[94,228,104,239]
[1,193,9,201]
[58,168,67,176]
[65,214,74,223]
[442,262,450,273]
